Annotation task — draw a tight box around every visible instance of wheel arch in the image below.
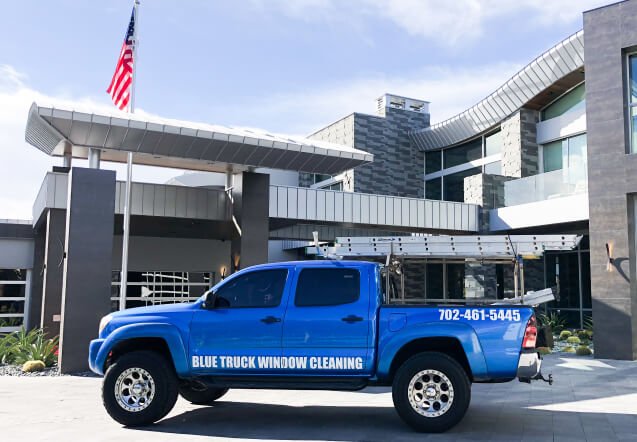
[95,323,190,376]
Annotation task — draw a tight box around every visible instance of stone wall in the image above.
[464,173,515,232]
[302,105,429,198]
[501,109,539,178]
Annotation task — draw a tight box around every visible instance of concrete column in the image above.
[58,168,116,373]
[25,226,46,330]
[584,1,637,360]
[88,148,101,169]
[39,209,66,337]
[230,172,269,272]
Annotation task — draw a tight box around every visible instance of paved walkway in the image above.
[0,355,636,441]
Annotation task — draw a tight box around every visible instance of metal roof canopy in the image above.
[308,234,583,259]
[25,103,374,174]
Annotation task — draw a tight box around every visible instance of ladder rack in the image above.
[306,234,582,305]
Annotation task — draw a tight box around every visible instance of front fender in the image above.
[376,322,489,382]
[89,322,189,376]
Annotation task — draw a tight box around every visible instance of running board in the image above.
[190,376,369,391]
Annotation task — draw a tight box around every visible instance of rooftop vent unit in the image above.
[377,94,430,115]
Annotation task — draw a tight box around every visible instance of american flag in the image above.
[107,7,136,111]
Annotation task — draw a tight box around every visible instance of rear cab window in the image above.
[294,268,360,307]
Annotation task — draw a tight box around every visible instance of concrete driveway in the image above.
[1,355,636,441]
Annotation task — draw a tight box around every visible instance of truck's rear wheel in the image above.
[392,352,471,433]
[102,351,178,426]
[179,385,229,405]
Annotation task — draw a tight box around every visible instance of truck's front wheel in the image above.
[392,352,471,433]
[102,351,178,426]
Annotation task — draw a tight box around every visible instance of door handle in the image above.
[341,315,364,323]
[260,315,282,324]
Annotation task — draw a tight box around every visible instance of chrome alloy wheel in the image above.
[114,367,156,412]
[407,369,454,418]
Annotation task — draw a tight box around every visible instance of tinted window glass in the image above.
[295,268,360,307]
[442,167,481,202]
[214,269,287,308]
[425,177,441,200]
[425,151,442,174]
[443,138,482,168]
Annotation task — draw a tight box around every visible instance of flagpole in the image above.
[119,0,140,311]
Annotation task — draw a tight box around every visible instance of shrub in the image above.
[566,336,581,345]
[538,312,567,333]
[559,330,572,341]
[0,328,58,367]
[22,360,45,373]
[562,346,575,353]
[585,330,594,340]
[536,346,551,355]
[584,315,594,332]
[577,330,589,341]
[575,346,593,356]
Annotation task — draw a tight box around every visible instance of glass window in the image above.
[295,268,360,307]
[542,140,564,172]
[566,134,587,170]
[484,161,502,175]
[630,55,637,153]
[443,167,481,202]
[443,138,482,169]
[631,106,637,153]
[0,269,26,281]
[485,130,503,156]
[446,264,465,300]
[425,178,441,200]
[541,83,585,120]
[425,151,442,174]
[425,263,443,299]
[630,55,637,104]
[214,269,287,308]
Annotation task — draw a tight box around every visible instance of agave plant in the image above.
[537,311,567,332]
[0,328,59,367]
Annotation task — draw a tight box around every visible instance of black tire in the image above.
[392,352,471,433]
[102,351,178,426]
[179,385,229,405]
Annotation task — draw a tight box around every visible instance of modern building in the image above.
[1,0,637,369]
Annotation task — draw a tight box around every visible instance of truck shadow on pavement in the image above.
[131,392,637,442]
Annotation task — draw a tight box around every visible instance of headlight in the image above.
[98,314,113,335]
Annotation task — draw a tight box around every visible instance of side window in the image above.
[295,268,360,307]
[214,269,287,308]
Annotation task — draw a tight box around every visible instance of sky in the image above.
[0,0,613,219]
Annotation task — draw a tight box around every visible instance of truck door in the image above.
[189,268,290,374]
[281,266,373,375]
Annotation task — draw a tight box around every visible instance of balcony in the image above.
[504,167,587,207]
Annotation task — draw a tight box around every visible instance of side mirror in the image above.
[202,289,216,309]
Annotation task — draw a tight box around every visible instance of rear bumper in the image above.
[517,351,542,381]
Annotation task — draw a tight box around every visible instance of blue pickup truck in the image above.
[89,260,545,433]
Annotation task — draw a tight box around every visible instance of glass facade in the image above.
[541,83,585,120]
[443,138,482,168]
[442,167,481,202]
[541,133,587,173]
[111,271,215,310]
[425,150,442,174]
[0,269,27,330]
[425,177,441,199]
[485,130,503,156]
[630,55,637,153]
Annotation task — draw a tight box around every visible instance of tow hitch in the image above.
[520,371,553,385]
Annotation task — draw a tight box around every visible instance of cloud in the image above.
[260,0,612,46]
[0,65,180,220]
[206,62,522,135]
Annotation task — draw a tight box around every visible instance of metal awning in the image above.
[25,102,373,174]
